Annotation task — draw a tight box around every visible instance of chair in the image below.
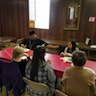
[9,38,24,47]
[23,77,50,96]
[16,38,24,44]
[55,89,68,96]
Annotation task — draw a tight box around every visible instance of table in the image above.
[45,53,96,78]
[43,39,96,60]
[0,48,96,78]
[0,36,16,42]
[0,36,17,49]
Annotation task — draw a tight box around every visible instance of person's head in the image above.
[72,50,87,67]
[32,45,45,61]
[67,40,77,51]
[29,31,37,40]
[12,46,24,59]
[30,45,45,80]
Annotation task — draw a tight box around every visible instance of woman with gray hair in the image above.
[61,50,96,96]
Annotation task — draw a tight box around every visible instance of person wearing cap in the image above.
[20,31,59,50]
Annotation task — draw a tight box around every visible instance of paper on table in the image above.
[21,56,27,60]
[21,56,32,60]
[60,57,72,63]
[23,48,30,52]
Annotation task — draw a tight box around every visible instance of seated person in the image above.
[12,46,30,76]
[61,50,96,96]
[60,40,79,57]
[25,46,56,96]
[20,30,59,50]
[0,47,26,96]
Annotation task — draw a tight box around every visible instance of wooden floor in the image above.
[0,86,12,96]
[0,86,25,96]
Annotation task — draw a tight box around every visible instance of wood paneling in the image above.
[0,0,96,44]
[0,0,29,37]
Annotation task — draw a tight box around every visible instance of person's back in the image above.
[61,50,96,96]
[61,66,96,96]
[25,46,56,96]
[12,46,30,77]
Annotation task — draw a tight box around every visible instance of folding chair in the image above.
[23,77,51,96]
[55,89,68,96]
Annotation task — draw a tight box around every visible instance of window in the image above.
[29,0,50,29]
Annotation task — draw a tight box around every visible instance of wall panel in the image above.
[0,0,29,37]
[0,0,96,44]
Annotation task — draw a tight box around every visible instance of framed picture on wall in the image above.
[64,0,82,30]
[29,20,35,28]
